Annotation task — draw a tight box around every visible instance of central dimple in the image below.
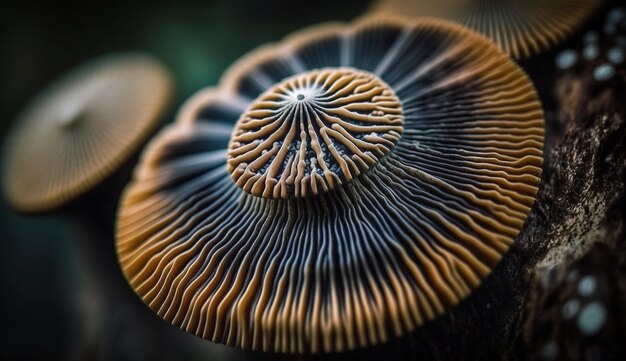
[57,102,84,129]
[227,67,404,199]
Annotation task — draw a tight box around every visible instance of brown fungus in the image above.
[227,68,404,198]
[371,0,603,59]
[2,52,172,213]
[117,18,544,353]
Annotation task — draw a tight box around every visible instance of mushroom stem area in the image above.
[227,67,404,199]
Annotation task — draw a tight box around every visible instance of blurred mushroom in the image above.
[2,52,173,214]
[117,17,544,353]
[370,0,603,59]
[0,52,187,360]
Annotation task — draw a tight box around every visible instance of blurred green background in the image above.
[0,1,371,360]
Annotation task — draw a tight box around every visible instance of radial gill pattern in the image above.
[117,18,545,353]
[371,0,603,59]
[228,68,403,198]
[2,52,172,213]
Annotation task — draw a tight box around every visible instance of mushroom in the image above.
[117,17,544,353]
[370,0,603,59]
[2,52,173,213]
[227,68,404,198]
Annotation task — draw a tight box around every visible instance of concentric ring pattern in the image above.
[371,0,602,59]
[117,18,544,353]
[2,52,172,213]
[228,68,404,198]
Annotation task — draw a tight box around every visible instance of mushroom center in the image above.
[227,67,404,199]
[56,100,85,129]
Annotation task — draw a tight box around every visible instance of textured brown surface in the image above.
[303,18,625,357]
[371,0,602,59]
[117,17,544,354]
[2,53,173,213]
[227,68,403,198]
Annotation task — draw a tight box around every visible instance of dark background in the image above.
[0,1,370,360]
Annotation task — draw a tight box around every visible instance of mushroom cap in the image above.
[2,52,173,213]
[117,18,544,353]
[370,0,603,59]
[227,68,404,198]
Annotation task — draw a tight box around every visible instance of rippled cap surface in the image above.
[117,18,544,353]
[372,0,602,59]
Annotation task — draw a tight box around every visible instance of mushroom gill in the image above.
[117,18,544,353]
[2,52,172,213]
[370,0,603,59]
[228,68,404,198]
